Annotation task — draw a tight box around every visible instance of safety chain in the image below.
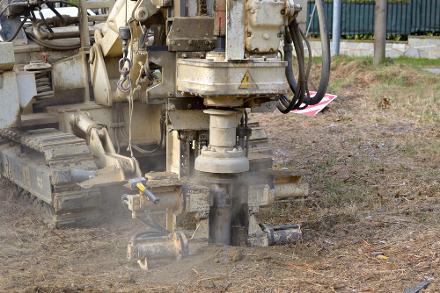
[117,26,132,93]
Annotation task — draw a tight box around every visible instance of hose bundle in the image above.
[277,0,331,113]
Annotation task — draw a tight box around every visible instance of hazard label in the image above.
[239,71,257,89]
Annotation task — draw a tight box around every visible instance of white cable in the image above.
[127,86,135,157]
[125,22,136,158]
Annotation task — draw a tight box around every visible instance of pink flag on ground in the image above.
[292,91,337,117]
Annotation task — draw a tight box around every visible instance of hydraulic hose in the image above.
[301,0,330,105]
[300,28,313,90]
[277,20,306,113]
[283,29,297,92]
[278,0,331,113]
[3,17,27,41]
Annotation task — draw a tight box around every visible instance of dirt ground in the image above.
[2,57,440,292]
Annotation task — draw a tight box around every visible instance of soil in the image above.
[2,57,440,292]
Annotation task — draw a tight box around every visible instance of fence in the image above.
[307,0,440,37]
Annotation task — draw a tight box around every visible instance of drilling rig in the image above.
[0,0,330,269]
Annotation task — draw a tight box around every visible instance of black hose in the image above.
[1,16,27,42]
[301,0,330,105]
[300,28,312,91]
[283,28,297,92]
[277,28,295,112]
[47,3,65,23]
[277,0,331,112]
[0,2,29,42]
[277,20,306,113]
[0,0,78,42]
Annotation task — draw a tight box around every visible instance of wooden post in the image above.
[374,0,387,65]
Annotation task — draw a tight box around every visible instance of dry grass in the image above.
[2,56,440,292]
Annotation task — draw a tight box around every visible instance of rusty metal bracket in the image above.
[166,17,216,52]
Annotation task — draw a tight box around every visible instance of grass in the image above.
[321,177,374,208]
[270,55,440,223]
[402,139,440,157]
[328,76,355,93]
[331,55,440,68]
[331,55,371,65]
[327,55,440,123]
[307,155,377,209]
[392,56,440,68]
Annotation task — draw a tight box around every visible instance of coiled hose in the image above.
[277,0,331,113]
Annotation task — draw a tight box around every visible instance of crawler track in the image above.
[0,128,101,228]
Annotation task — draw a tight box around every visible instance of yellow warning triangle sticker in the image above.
[239,70,257,89]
